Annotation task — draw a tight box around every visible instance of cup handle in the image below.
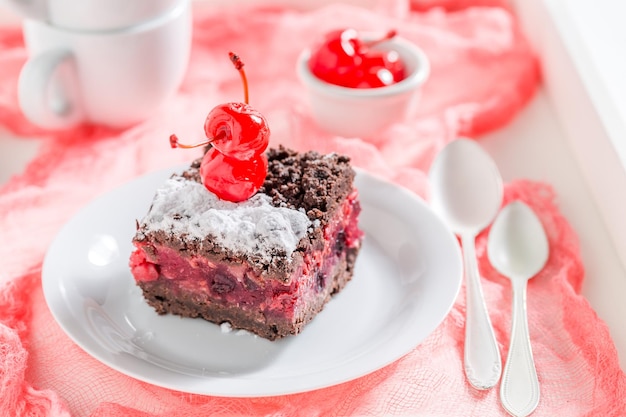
[18,49,84,129]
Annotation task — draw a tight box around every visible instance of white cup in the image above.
[2,0,184,31]
[17,0,191,129]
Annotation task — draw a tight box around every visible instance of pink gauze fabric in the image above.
[0,0,625,416]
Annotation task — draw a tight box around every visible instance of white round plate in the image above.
[42,167,462,397]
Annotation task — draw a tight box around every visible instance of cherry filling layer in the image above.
[130,192,363,335]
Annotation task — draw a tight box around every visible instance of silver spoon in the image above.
[429,138,503,390]
[487,201,549,416]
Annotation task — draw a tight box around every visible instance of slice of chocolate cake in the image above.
[129,146,363,340]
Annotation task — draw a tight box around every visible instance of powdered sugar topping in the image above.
[141,176,311,262]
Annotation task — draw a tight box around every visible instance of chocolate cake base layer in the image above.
[138,247,359,340]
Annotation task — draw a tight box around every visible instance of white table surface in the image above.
[1,0,625,373]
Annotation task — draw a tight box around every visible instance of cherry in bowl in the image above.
[297,30,430,138]
[308,29,406,89]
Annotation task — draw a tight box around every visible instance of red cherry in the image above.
[200,147,268,202]
[170,52,270,161]
[308,28,363,86]
[351,68,394,88]
[351,50,406,88]
[129,249,159,282]
[365,50,406,83]
[203,102,269,160]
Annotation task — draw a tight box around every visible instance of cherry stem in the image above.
[229,52,249,104]
[364,29,397,48]
[170,53,249,151]
[170,134,213,149]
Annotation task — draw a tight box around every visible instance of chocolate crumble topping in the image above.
[260,146,355,223]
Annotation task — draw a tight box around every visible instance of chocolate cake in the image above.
[129,146,363,340]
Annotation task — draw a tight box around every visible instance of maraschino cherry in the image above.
[308,28,406,89]
[200,147,268,203]
[170,52,269,203]
[355,49,405,88]
[308,28,363,87]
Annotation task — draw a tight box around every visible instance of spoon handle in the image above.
[500,279,540,417]
[461,234,501,390]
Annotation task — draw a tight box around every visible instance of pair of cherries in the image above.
[308,28,406,89]
[170,53,269,203]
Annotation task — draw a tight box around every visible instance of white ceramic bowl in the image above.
[297,35,430,138]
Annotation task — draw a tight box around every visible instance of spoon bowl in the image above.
[487,201,549,417]
[429,138,502,235]
[429,138,503,389]
[488,201,549,280]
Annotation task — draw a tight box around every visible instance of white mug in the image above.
[17,0,191,129]
[2,0,185,31]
